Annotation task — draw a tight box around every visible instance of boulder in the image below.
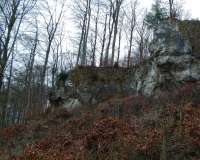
[63,98,81,110]
[54,20,200,105]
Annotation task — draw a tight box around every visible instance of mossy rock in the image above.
[70,66,129,87]
[178,20,200,55]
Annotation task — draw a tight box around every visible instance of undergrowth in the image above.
[0,82,200,160]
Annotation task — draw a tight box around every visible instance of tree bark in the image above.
[100,14,108,67]
[104,2,114,66]
[111,1,122,65]
[91,1,100,66]
[81,0,91,66]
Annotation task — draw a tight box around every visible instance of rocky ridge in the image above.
[54,20,200,108]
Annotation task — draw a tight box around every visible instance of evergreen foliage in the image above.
[145,0,168,29]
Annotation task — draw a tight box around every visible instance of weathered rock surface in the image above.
[134,20,200,95]
[150,20,192,56]
[55,20,200,107]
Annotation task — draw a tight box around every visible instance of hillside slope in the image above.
[0,82,200,160]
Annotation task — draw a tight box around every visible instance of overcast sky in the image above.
[184,0,200,19]
[65,0,200,33]
[141,0,200,19]
[64,0,200,45]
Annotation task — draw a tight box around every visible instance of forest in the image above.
[0,0,200,159]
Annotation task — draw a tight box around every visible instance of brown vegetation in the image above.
[0,82,200,160]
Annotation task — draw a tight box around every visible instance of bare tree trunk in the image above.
[127,1,137,67]
[52,34,62,89]
[117,28,122,64]
[100,14,108,67]
[1,50,14,127]
[136,19,149,64]
[169,0,174,19]
[40,1,64,106]
[6,50,14,105]
[81,0,91,66]
[76,0,88,66]
[0,0,36,91]
[26,23,38,114]
[41,38,53,88]
[104,2,114,66]
[0,68,5,91]
[52,50,58,89]
[111,0,123,66]
[139,39,144,63]
[0,2,18,89]
[91,1,100,66]
[0,0,36,127]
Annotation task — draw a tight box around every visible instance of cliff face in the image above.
[129,20,200,95]
[178,20,200,56]
[55,20,200,108]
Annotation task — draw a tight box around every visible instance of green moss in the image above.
[178,20,200,54]
[70,66,130,87]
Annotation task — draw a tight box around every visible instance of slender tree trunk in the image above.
[91,2,100,66]
[111,6,120,65]
[40,1,64,107]
[128,24,134,67]
[76,3,88,66]
[41,38,53,86]
[117,28,122,64]
[52,41,59,89]
[169,0,174,19]
[26,26,38,115]
[105,3,114,66]
[139,38,144,63]
[100,14,108,67]
[6,50,14,105]
[0,1,20,90]
[0,69,4,91]
[81,0,91,66]
[127,1,137,67]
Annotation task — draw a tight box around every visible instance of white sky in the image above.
[64,0,200,48]
[141,0,200,19]
[184,0,200,19]
[65,0,200,34]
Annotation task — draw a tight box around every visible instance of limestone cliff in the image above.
[54,20,200,108]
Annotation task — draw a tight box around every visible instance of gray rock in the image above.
[54,20,200,105]
[63,98,81,110]
[150,20,192,56]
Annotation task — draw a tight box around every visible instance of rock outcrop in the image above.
[137,20,200,94]
[128,20,200,95]
[55,20,200,107]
